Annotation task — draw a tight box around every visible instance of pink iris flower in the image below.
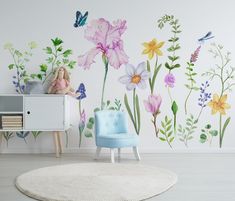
[144,94,162,115]
[78,18,129,69]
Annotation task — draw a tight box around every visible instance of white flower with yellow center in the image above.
[119,62,150,90]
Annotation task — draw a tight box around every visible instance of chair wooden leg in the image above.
[57,131,63,154]
[53,131,60,158]
[0,133,2,153]
[95,147,102,159]
[110,148,115,163]
[118,148,121,160]
[133,146,141,161]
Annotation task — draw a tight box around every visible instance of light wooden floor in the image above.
[0,153,234,201]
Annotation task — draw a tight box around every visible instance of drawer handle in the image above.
[27,111,30,114]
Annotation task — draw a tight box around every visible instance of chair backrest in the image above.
[95,110,128,136]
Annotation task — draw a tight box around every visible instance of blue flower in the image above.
[76,83,86,100]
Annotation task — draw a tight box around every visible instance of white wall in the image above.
[1,0,235,153]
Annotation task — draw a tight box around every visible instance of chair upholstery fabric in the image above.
[95,110,139,148]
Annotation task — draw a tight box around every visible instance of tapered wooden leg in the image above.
[57,131,63,154]
[94,147,102,160]
[53,131,59,158]
[0,133,2,153]
[110,148,115,163]
[133,146,141,161]
[118,148,121,160]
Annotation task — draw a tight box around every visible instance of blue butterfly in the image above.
[74,11,88,28]
[198,31,215,43]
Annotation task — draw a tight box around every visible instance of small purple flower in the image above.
[76,83,86,100]
[190,46,201,63]
[198,81,211,108]
[164,73,175,88]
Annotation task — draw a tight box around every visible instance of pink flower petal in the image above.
[106,41,128,69]
[78,48,100,69]
[144,100,154,113]
[84,18,110,46]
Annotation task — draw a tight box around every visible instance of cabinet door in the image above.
[24,96,64,130]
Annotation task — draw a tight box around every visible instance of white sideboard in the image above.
[0,94,77,157]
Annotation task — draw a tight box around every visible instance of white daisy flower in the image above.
[119,62,150,91]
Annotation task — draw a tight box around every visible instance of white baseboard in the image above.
[1,147,235,154]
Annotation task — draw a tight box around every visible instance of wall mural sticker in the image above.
[157,14,181,134]
[4,42,37,94]
[74,10,88,28]
[119,62,150,134]
[200,124,218,146]
[2,12,235,150]
[142,38,164,137]
[202,43,235,147]
[77,18,129,110]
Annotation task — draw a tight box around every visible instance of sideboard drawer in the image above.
[24,96,64,130]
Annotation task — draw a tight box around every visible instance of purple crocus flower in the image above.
[77,18,129,69]
[164,73,175,88]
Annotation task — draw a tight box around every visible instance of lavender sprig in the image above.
[197,81,211,120]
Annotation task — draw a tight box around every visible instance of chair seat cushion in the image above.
[96,133,139,148]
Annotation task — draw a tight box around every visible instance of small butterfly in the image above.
[198,31,215,43]
[74,11,88,28]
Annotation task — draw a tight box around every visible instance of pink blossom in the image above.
[190,46,201,63]
[164,73,175,88]
[144,94,162,114]
[78,18,129,69]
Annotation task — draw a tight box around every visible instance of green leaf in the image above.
[160,129,165,134]
[51,37,63,46]
[37,74,43,80]
[124,94,135,130]
[221,117,231,140]
[68,61,76,69]
[159,137,166,141]
[40,64,48,72]
[167,131,173,137]
[169,137,174,143]
[57,46,63,52]
[45,47,52,54]
[63,49,72,57]
[8,64,14,70]
[84,130,93,138]
[151,64,161,93]
[94,107,100,113]
[205,124,211,129]
[89,117,94,124]
[171,101,178,115]
[209,130,218,136]
[165,62,171,70]
[200,134,207,143]
[135,95,141,134]
[87,122,93,129]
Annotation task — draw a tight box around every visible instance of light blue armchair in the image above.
[94,110,140,163]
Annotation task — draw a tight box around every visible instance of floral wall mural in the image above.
[1,0,235,152]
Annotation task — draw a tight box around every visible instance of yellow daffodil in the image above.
[208,94,230,115]
[142,39,164,59]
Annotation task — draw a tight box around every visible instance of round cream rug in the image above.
[15,163,177,201]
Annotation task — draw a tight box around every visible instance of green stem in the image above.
[78,100,82,147]
[184,88,192,115]
[196,107,203,122]
[133,88,137,127]
[152,114,159,137]
[173,114,176,134]
[101,59,109,110]
[219,114,222,148]
[167,86,173,104]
